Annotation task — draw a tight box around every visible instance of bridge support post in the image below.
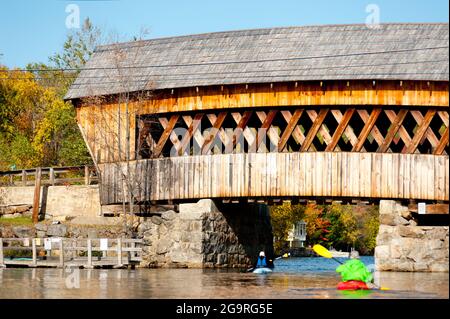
[137,199,274,268]
[375,200,449,272]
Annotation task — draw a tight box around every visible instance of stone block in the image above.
[379,200,396,216]
[12,226,34,238]
[151,215,163,225]
[375,245,390,259]
[425,227,448,240]
[156,238,172,255]
[398,225,425,238]
[390,245,403,259]
[427,239,444,250]
[394,261,414,272]
[413,262,429,271]
[429,262,449,272]
[47,224,67,237]
[161,210,176,221]
[375,258,395,271]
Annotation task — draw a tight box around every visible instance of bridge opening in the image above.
[135,106,448,160]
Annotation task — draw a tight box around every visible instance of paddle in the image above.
[312,244,344,265]
[312,244,390,291]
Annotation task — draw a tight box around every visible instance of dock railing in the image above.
[0,165,98,187]
[0,237,143,268]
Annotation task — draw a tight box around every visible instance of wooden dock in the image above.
[0,237,143,269]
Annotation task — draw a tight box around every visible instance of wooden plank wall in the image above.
[82,80,449,116]
[76,103,136,164]
[98,152,449,204]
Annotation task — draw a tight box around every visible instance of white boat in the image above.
[253,267,273,274]
[329,248,360,258]
[329,249,350,258]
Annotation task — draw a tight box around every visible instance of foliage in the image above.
[270,202,380,255]
[0,18,100,170]
[270,202,305,253]
[354,205,380,255]
[326,204,360,250]
[302,204,331,246]
[27,18,102,97]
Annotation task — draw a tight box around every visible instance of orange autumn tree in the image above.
[303,203,331,246]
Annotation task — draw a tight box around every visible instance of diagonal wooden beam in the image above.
[377,109,408,153]
[325,109,355,151]
[330,109,358,146]
[352,108,381,152]
[301,109,329,151]
[153,115,179,157]
[405,110,437,154]
[159,117,182,153]
[357,110,384,146]
[384,110,412,146]
[178,113,204,156]
[183,115,205,149]
[438,111,449,126]
[306,110,332,146]
[201,112,227,155]
[255,110,278,151]
[231,111,252,149]
[231,112,256,150]
[207,114,230,150]
[434,125,449,155]
[410,111,440,148]
[278,109,303,151]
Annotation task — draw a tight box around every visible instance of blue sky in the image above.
[0,0,448,68]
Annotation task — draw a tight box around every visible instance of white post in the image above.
[49,168,55,186]
[117,238,122,267]
[32,239,37,267]
[59,239,64,268]
[87,239,92,268]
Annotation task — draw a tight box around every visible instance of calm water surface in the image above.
[0,257,448,299]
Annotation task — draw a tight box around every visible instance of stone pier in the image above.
[375,200,449,272]
[137,199,274,268]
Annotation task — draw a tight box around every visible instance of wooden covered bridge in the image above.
[65,23,449,207]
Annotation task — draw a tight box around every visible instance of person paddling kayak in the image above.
[313,244,389,290]
[251,251,274,273]
[335,258,373,290]
[256,251,270,268]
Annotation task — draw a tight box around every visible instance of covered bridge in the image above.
[66,23,449,206]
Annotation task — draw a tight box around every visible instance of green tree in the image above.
[326,204,360,251]
[270,202,305,254]
[354,205,379,255]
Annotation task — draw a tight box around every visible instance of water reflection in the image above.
[0,259,447,299]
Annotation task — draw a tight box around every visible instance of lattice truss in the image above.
[136,108,449,158]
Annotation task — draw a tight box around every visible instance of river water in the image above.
[0,257,448,299]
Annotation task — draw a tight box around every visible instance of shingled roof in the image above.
[65,23,449,100]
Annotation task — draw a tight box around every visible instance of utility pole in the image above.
[32,168,42,223]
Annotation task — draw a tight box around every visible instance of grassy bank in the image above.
[0,216,33,226]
